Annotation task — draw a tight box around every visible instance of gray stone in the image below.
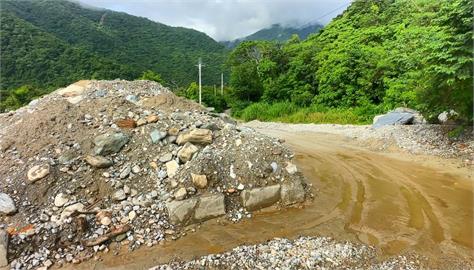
[58,150,78,165]
[119,165,131,179]
[125,95,139,104]
[0,193,16,215]
[94,133,129,155]
[112,189,127,201]
[85,155,113,168]
[27,164,50,183]
[372,112,414,128]
[194,194,225,222]
[241,185,281,211]
[177,142,199,163]
[166,198,198,224]
[201,122,220,131]
[150,129,167,144]
[176,129,212,145]
[280,179,305,205]
[159,153,173,163]
[0,230,8,267]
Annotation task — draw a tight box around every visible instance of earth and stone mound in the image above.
[0,80,309,269]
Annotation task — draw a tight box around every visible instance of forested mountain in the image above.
[0,0,227,92]
[227,0,473,123]
[221,23,323,48]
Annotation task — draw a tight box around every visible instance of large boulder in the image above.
[93,132,129,155]
[373,112,414,128]
[373,107,425,128]
[166,198,198,224]
[241,185,281,211]
[0,193,16,215]
[176,129,212,145]
[193,194,225,222]
[280,179,305,205]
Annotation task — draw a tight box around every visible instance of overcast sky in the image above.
[78,0,352,41]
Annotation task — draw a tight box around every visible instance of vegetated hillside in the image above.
[222,23,323,48]
[0,0,227,91]
[226,0,473,123]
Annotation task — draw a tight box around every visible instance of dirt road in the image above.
[74,124,473,269]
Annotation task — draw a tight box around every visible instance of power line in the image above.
[301,1,351,27]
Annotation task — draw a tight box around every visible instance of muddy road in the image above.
[76,127,473,269]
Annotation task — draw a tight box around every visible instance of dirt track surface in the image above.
[74,122,473,269]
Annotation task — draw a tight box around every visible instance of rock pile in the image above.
[0,80,309,269]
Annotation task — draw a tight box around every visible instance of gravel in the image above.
[151,236,427,270]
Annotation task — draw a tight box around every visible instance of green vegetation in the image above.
[176,82,228,112]
[227,0,473,124]
[0,0,227,111]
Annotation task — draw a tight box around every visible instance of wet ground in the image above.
[73,129,473,269]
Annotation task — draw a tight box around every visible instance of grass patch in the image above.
[238,102,383,125]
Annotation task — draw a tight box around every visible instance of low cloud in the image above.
[78,0,352,41]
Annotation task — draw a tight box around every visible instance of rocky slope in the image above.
[0,80,308,269]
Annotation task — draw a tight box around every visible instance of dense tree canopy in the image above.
[227,0,473,122]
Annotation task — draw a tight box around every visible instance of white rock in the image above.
[0,193,16,215]
[27,164,50,183]
[54,193,69,207]
[166,160,179,178]
[285,162,298,175]
[128,210,137,221]
[174,187,187,201]
[60,203,85,221]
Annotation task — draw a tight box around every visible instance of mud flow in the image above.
[74,130,473,269]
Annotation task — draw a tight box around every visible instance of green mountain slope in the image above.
[0,0,227,92]
[222,23,323,48]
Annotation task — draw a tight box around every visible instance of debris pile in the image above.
[0,80,309,269]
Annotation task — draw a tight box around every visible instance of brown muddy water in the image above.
[75,130,473,269]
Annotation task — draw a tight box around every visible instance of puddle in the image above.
[72,131,474,269]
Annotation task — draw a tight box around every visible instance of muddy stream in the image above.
[76,129,473,269]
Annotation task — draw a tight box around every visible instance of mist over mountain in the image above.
[221,22,323,48]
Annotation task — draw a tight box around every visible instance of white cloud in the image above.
[78,0,352,41]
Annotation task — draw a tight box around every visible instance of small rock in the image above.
[0,230,8,267]
[116,118,136,128]
[60,203,85,221]
[94,132,129,155]
[150,129,167,144]
[146,115,159,123]
[176,128,212,145]
[174,187,187,201]
[85,155,113,168]
[96,211,112,226]
[285,162,298,175]
[54,193,69,207]
[191,174,207,189]
[27,164,50,183]
[166,160,179,178]
[112,189,127,201]
[128,210,137,221]
[136,118,147,127]
[167,127,179,136]
[159,153,173,163]
[132,165,141,174]
[120,165,131,179]
[0,193,16,215]
[237,184,245,191]
[177,142,199,163]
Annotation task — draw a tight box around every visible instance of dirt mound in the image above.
[0,80,309,269]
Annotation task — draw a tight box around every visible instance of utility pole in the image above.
[214,85,216,96]
[195,58,203,105]
[220,73,224,95]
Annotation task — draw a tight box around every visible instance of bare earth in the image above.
[75,121,473,269]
